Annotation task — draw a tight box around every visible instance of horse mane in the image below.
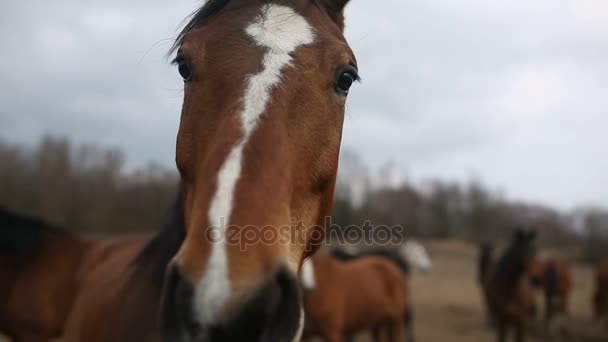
[170,0,232,54]
[330,247,411,275]
[132,191,185,284]
[0,205,71,261]
[478,242,494,285]
[493,242,533,291]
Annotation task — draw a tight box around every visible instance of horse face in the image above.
[512,227,538,265]
[162,0,357,341]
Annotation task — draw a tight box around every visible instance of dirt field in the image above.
[2,240,606,342]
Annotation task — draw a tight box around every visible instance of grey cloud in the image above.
[1,0,607,209]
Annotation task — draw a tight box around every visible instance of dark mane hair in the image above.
[0,206,70,261]
[478,242,494,285]
[132,191,186,284]
[493,228,537,291]
[330,247,411,275]
[170,0,231,54]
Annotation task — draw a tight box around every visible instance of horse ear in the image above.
[318,0,351,31]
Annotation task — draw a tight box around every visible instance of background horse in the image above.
[0,205,153,342]
[301,250,408,342]
[0,206,92,341]
[594,261,608,328]
[541,257,573,335]
[64,0,360,341]
[480,228,538,342]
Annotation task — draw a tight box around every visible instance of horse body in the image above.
[481,229,538,342]
[0,206,157,341]
[62,234,155,342]
[0,207,92,341]
[541,257,572,334]
[6,0,359,340]
[302,251,408,342]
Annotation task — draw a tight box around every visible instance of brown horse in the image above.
[301,250,409,342]
[0,206,154,342]
[0,206,93,341]
[480,228,538,342]
[593,261,608,327]
[539,257,573,335]
[63,0,360,341]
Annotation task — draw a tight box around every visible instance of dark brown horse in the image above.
[62,0,360,341]
[480,228,538,342]
[301,250,409,342]
[593,261,608,328]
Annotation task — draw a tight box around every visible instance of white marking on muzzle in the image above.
[196,4,315,326]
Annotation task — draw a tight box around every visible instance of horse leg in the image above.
[404,307,415,342]
[12,331,52,342]
[372,323,383,342]
[515,320,525,342]
[390,317,405,342]
[497,321,507,342]
[323,329,343,342]
[344,333,356,342]
[372,320,390,342]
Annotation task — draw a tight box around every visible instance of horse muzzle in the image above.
[160,264,303,342]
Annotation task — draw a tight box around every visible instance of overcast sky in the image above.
[1,0,607,210]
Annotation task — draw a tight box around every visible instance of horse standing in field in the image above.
[63,0,362,341]
[593,261,608,328]
[330,240,432,341]
[301,250,409,342]
[479,228,539,342]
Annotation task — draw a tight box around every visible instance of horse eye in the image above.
[335,68,359,96]
[175,55,192,82]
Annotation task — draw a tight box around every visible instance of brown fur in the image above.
[526,257,573,335]
[303,251,408,342]
[175,0,356,287]
[0,232,91,341]
[0,213,152,342]
[481,229,537,342]
[62,235,155,342]
[542,258,572,320]
[61,0,357,340]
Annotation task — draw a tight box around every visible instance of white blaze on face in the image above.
[195,4,315,326]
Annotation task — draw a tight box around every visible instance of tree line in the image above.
[1,136,607,261]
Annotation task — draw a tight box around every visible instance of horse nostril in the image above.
[211,266,303,342]
[160,264,197,340]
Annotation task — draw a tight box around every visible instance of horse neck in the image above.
[493,247,528,290]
